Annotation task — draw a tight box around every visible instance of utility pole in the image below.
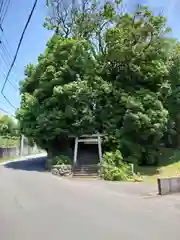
[20,134,24,156]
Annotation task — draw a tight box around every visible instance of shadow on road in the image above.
[4,156,47,172]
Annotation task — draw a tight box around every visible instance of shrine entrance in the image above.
[72,134,103,166]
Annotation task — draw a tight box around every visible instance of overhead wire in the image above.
[0,40,19,89]
[2,30,12,49]
[0,0,13,77]
[1,31,13,57]
[0,105,9,114]
[0,42,18,90]
[0,97,14,115]
[0,27,19,87]
[0,102,15,116]
[1,41,12,64]
[0,0,11,24]
[0,0,12,112]
[0,0,4,15]
[1,0,38,109]
[0,0,17,113]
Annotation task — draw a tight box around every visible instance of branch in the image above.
[56,2,70,37]
[96,20,108,55]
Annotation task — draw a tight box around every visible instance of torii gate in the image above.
[73,133,104,166]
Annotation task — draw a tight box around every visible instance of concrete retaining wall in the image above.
[0,147,18,157]
[157,177,180,195]
[0,145,42,158]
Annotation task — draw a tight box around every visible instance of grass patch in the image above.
[0,156,17,163]
[135,148,180,183]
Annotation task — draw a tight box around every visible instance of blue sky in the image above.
[0,0,53,115]
[127,0,180,39]
[0,0,180,116]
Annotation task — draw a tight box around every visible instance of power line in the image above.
[1,0,38,93]
[1,0,38,109]
[0,0,11,24]
[0,20,13,54]
[2,31,13,57]
[3,30,11,46]
[1,93,16,108]
[0,106,8,114]
[0,0,4,15]
[0,29,19,85]
[0,41,18,90]
[0,1,18,92]
[0,104,15,117]
[0,99,11,114]
[1,41,12,64]
[0,40,10,66]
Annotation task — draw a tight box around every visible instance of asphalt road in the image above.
[0,157,180,239]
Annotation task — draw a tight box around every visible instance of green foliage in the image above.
[0,136,19,148]
[101,151,132,181]
[53,155,71,165]
[17,1,180,167]
[45,154,71,171]
[164,43,180,147]
[0,115,19,138]
[101,164,131,181]
[16,37,96,152]
[135,148,180,183]
[45,0,122,44]
[102,150,123,166]
[119,90,168,163]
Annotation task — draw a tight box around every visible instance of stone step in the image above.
[73,171,98,175]
[73,168,99,172]
[74,164,99,167]
[73,164,99,177]
[73,172,98,176]
[72,175,98,178]
[74,166,98,170]
[73,169,98,173]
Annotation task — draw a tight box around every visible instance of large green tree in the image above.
[165,43,180,147]
[17,1,178,163]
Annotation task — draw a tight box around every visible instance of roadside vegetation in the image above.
[0,115,19,162]
[16,0,180,181]
[0,115,19,147]
[136,148,180,183]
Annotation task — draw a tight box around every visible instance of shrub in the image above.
[101,163,132,181]
[101,150,133,181]
[102,150,123,166]
[53,155,71,165]
[45,155,71,171]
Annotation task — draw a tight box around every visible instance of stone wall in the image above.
[21,145,42,156]
[0,147,18,158]
[51,165,72,176]
[0,145,42,158]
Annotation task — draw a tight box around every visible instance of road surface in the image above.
[0,156,180,239]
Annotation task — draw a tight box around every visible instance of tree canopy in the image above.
[0,115,19,137]
[17,0,180,163]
